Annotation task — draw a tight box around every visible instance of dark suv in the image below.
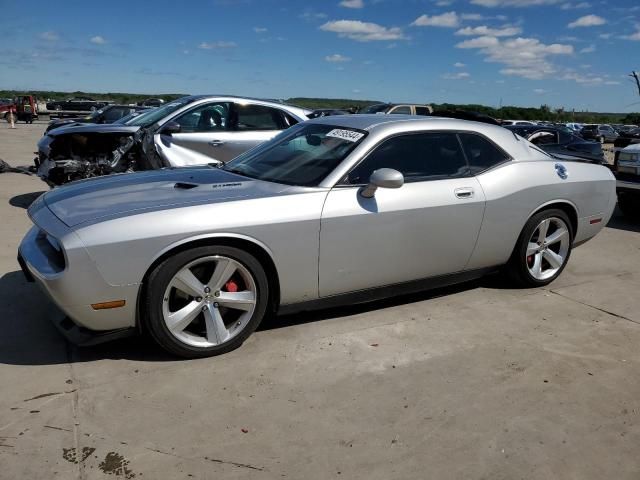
[580,124,618,143]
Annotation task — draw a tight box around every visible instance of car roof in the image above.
[177,95,311,117]
[307,114,546,161]
[308,114,499,132]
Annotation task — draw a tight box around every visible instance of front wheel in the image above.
[506,209,573,287]
[144,245,269,358]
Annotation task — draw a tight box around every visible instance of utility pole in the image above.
[631,71,640,96]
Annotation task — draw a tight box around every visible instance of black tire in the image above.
[144,245,269,358]
[506,209,573,287]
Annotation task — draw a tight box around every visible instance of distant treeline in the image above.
[2,90,638,125]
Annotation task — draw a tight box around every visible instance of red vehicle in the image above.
[0,95,38,123]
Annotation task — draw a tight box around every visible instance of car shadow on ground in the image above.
[9,191,46,209]
[258,275,504,331]
[606,209,640,233]
[0,270,174,366]
[0,267,504,366]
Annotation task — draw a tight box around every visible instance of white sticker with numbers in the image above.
[326,129,365,142]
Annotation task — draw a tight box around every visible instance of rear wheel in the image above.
[145,245,269,358]
[506,209,573,287]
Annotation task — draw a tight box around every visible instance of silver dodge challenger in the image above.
[19,115,616,358]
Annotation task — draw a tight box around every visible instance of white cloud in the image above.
[534,88,547,93]
[300,11,328,21]
[471,0,561,7]
[436,0,454,5]
[325,53,351,62]
[39,31,59,41]
[456,36,573,79]
[622,30,640,41]
[253,27,267,33]
[560,2,590,9]
[567,14,606,28]
[412,11,460,27]
[454,61,466,67]
[456,35,500,48]
[339,0,364,8]
[320,20,405,41]
[461,13,484,20]
[90,35,106,45]
[580,44,595,53]
[456,25,521,36]
[443,72,471,79]
[599,33,611,39]
[561,71,619,85]
[198,41,237,49]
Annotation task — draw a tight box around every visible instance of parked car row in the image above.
[46,96,112,113]
[36,95,628,186]
[44,105,154,133]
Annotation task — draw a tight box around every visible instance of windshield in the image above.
[360,104,390,114]
[125,97,195,127]
[119,109,154,125]
[223,123,368,186]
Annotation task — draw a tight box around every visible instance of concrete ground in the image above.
[1,121,639,479]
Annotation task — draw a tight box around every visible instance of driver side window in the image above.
[172,102,230,133]
[346,132,468,184]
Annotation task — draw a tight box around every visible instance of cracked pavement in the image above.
[1,123,640,479]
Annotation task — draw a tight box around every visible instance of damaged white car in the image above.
[35,95,310,186]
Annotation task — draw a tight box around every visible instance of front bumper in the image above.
[16,257,135,347]
[16,256,135,347]
[18,206,140,335]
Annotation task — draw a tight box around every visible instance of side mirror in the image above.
[360,168,404,198]
[161,121,181,135]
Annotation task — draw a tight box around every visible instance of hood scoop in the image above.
[174,182,199,190]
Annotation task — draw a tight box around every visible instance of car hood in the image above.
[622,143,640,153]
[47,123,140,137]
[40,168,302,227]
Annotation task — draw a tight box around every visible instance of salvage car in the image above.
[19,115,616,358]
[46,96,111,113]
[35,95,310,186]
[506,125,605,164]
[359,103,433,115]
[613,127,640,163]
[45,105,153,133]
[580,124,618,143]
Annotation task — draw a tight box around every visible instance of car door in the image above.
[156,102,295,166]
[318,131,487,297]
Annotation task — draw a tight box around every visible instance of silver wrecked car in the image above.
[19,115,616,358]
[36,95,310,186]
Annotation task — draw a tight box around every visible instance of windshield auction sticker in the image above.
[326,129,365,142]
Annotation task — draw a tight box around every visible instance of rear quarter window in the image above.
[458,132,510,174]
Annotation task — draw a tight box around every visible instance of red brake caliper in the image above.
[224,280,238,292]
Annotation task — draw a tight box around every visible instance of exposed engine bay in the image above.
[35,129,164,186]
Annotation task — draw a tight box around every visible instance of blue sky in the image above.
[2,0,639,111]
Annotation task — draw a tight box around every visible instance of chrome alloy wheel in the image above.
[162,255,257,348]
[526,217,570,281]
